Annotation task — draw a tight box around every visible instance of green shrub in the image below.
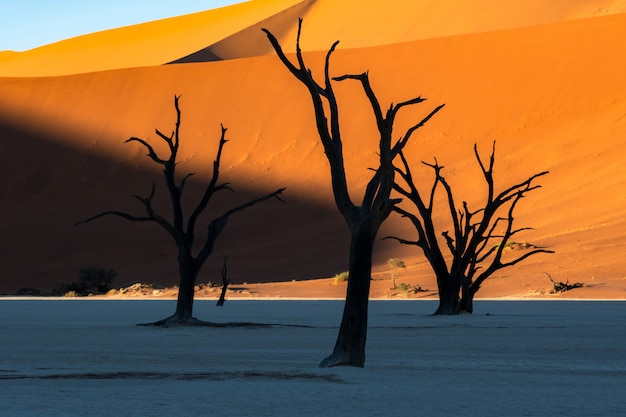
[388,258,406,288]
[333,271,349,285]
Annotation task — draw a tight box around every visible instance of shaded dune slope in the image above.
[1,8,625,294]
[170,0,315,63]
[0,114,350,293]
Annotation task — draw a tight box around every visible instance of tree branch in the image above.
[126,137,168,165]
[197,188,286,264]
[264,19,356,220]
[75,210,153,225]
[334,73,384,129]
[382,235,420,246]
[187,124,231,243]
[392,104,445,156]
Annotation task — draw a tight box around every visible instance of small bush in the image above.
[333,271,349,285]
[64,291,79,298]
[396,283,428,297]
[77,267,118,294]
[54,267,119,296]
[396,282,410,293]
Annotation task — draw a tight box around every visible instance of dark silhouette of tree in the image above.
[216,257,229,306]
[77,96,285,325]
[263,19,444,367]
[388,142,553,314]
[546,273,583,294]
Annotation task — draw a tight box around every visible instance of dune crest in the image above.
[0,0,304,77]
[2,0,626,77]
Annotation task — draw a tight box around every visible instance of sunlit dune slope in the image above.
[2,0,626,77]
[1,12,625,295]
[206,0,626,60]
[0,0,305,77]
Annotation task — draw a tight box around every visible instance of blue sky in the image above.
[0,0,244,52]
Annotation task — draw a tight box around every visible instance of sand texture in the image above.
[0,0,625,298]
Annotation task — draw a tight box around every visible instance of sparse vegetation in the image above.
[333,271,349,285]
[77,267,119,294]
[387,258,406,289]
[496,241,537,251]
[395,282,428,297]
[396,282,410,295]
[53,267,118,296]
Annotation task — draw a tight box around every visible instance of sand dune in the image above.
[0,2,625,297]
[206,0,626,61]
[2,0,626,77]
[0,0,304,77]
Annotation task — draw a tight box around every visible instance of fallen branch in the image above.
[546,273,583,293]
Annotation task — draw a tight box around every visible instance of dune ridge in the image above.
[0,3,625,298]
[2,0,626,77]
[0,0,304,77]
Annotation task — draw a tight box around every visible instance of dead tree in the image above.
[263,19,444,367]
[77,96,285,325]
[546,273,583,293]
[389,142,553,314]
[216,257,230,306]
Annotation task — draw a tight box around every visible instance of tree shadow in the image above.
[0,114,352,294]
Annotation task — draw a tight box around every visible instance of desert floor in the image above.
[1,299,625,416]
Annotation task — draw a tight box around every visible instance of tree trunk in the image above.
[216,257,229,306]
[458,281,474,313]
[320,224,375,367]
[434,275,461,315]
[216,284,227,307]
[458,293,474,313]
[168,254,199,322]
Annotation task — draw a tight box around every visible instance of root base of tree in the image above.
[319,350,365,368]
[138,316,272,328]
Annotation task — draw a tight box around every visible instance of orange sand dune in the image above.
[2,0,626,77]
[0,0,305,77]
[0,7,625,297]
[208,0,626,60]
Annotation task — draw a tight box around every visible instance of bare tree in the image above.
[77,96,285,325]
[388,142,553,314]
[263,19,443,367]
